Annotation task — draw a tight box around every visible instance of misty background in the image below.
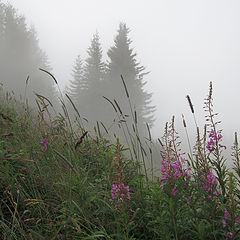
[1,0,240,167]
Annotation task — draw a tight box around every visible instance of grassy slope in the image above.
[1,85,240,240]
[0,91,147,239]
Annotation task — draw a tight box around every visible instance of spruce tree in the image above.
[66,55,87,117]
[82,32,106,124]
[106,23,155,136]
[67,55,86,102]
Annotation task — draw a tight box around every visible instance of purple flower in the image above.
[40,138,48,151]
[159,156,191,186]
[227,232,233,238]
[207,138,215,152]
[109,183,130,208]
[207,129,226,152]
[224,209,229,220]
[200,169,219,195]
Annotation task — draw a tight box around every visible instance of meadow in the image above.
[0,79,240,240]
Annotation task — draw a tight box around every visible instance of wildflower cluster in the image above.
[160,157,191,197]
[159,117,193,197]
[160,157,191,183]
[110,183,130,210]
[109,139,133,213]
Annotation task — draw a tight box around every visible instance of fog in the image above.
[2,0,240,164]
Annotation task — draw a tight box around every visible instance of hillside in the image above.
[0,84,240,239]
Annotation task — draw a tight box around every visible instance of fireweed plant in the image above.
[109,139,131,210]
[156,82,240,239]
[109,139,136,215]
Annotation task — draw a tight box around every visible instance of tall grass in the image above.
[0,77,240,239]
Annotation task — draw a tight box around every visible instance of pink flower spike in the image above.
[224,209,229,220]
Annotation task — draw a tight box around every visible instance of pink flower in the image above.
[224,209,229,220]
[200,169,219,194]
[227,232,233,238]
[40,138,48,151]
[222,219,227,228]
[207,129,226,152]
[110,183,130,209]
[159,156,191,186]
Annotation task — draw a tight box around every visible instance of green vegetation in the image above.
[1,79,240,240]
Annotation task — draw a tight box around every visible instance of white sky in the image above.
[2,0,240,151]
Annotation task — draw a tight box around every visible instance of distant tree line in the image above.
[66,23,155,137]
[0,1,55,103]
[0,1,155,137]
